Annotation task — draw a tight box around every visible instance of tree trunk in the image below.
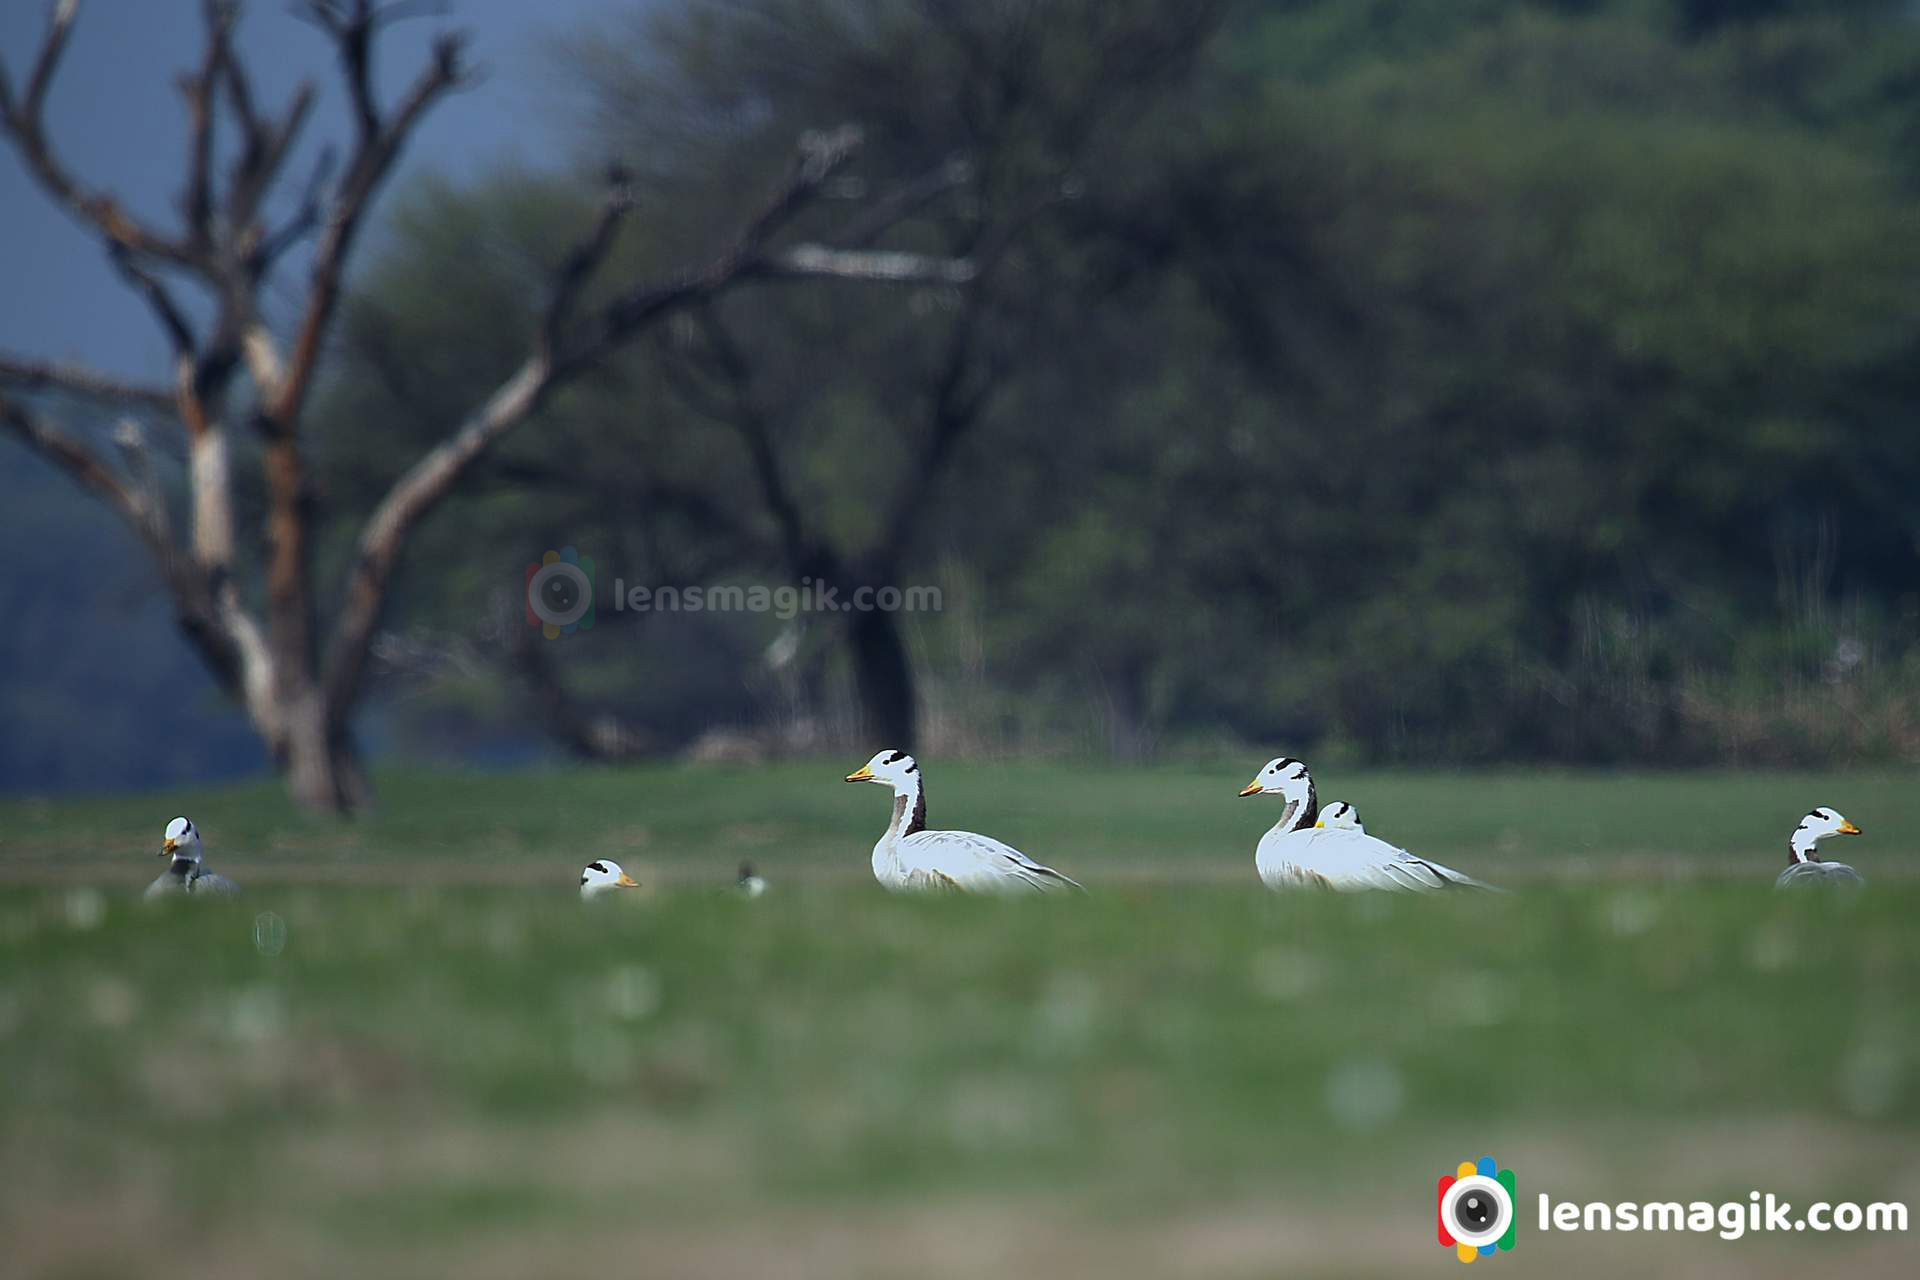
[282,688,371,815]
[846,602,917,750]
[1100,661,1157,764]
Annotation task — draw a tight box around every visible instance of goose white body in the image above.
[1775,860,1864,890]
[1256,825,1492,892]
[144,866,239,897]
[143,817,238,898]
[848,751,1081,894]
[883,828,1081,894]
[1240,758,1499,893]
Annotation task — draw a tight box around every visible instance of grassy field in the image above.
[2,762,1917,1276]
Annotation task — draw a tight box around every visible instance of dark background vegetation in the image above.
[6,0,1920,790]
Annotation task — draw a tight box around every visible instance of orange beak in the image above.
[1238,779,1263,797]
[615,872,639,888]
[1838,821,1862,836]
[845,766,875,783]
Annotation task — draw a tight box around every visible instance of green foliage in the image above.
[307,0,1920,769]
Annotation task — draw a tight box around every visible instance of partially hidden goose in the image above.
[737,861,767,898]
[844,750,1082,893]
[1316,801,1364,833]
[144,817,239,898]
[1775,807,1865,890]
[580,859,640,900]
[1239,757,1501,892]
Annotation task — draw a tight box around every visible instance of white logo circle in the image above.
[528,560,592,627]
[1442,1174,1512,1249]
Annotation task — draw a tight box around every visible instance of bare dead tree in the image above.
[0,0,969,813]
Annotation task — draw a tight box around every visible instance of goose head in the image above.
[1237,756,1319,830]
[845,749,918,792]
[580,859,640,900]
[160,816,202,866]
[1238,757,1313,800]
[1316,800,1363,832]
[1790,807,1860,862]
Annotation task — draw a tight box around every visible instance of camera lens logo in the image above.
[525,546,595,639]
[1437,1156,1516,1263]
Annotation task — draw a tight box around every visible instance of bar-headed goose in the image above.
[1775,807,1865,889]
[844,750,1082,893]
[737,861,767,898]
[144,817,239,898]
[1239,758,1500,892]
[1316,801,1364,833]
[580,859,639,900]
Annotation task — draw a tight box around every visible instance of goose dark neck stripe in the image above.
[1290,775,1319,832]
[894,779,927,837]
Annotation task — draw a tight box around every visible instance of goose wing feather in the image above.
[1259,827,1502,893]
[188,870,240,896]
[899,830,1082,893]
[1775,861,1865,889]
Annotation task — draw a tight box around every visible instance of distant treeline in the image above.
[320,0,1920,769]
[12,0,1920,789]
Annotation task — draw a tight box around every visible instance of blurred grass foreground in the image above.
[2,763,1916,1276]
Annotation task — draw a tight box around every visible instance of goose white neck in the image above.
[885,774,927,842]
[1789,827,1821,865]
[1267,779,1318,838]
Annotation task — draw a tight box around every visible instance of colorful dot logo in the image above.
[1437,1156,1516,1263]
[525,546,595,640]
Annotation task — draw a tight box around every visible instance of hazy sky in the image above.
[0,0,629,381]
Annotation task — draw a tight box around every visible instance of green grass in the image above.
[6,759,1918,885]
[2,763,1917,1276]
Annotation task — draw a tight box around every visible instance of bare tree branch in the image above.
[110,415,175,540]
[1,390,276,739]
[224,80,317,236]
[253,144,337,272]
[883,281,992,554]
[682,306,809,568]
[0,0,197,266]
[831,154,974,248]
[107,246,197,358]
[538,166,636,361]
[295,0,379,139]
[322,353,551,719]
[21,0,80,112]
[322,125,966,721]
[178,1,242,249]
[761,243,976,284]
[578,125,893,366]
[271,27,465,427]
[0,355,176,414]
[217,11,261,135]
[0,392,165,553]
